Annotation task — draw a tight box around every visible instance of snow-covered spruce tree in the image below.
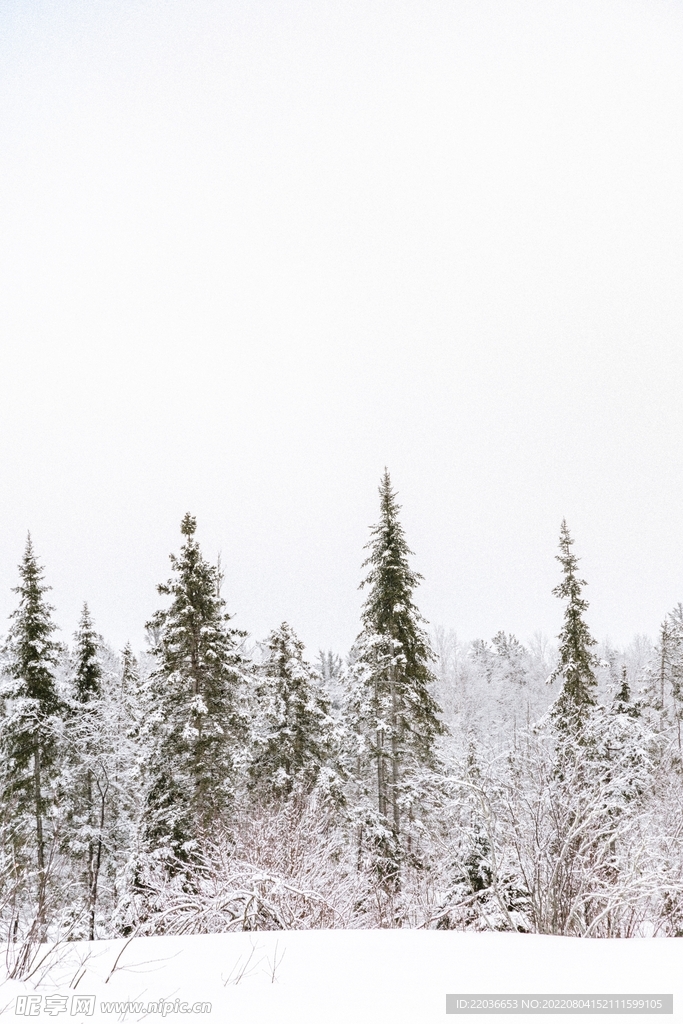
[249,622,339,801]
[62,604,111,940]
[108,643,156,936]
[346,470,445,886]
[549,520,598,733]
[114,642,146,800]
[107,644,143,897]
[72,603,102,704]
[612,666,640,720]
[0,536,62,936]
[138,515,247,869]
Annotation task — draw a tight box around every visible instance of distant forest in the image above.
[1,471,682,967]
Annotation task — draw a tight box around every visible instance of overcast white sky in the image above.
[1,0,683,659]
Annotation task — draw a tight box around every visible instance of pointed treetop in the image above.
[615,666,630,705]
[360,470,424,634]
[363,469,415,565]
[11,535,54,611]
[13,531,51,594]
[375,468,403,532]
[553,519,590,605]
[5,534,60,714]
[550,520,598,729]
[73,601,103,704]
[180,513,197,537]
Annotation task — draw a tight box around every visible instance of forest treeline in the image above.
[1,471,682,955]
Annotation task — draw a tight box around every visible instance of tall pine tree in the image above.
[549,520,598,732]
[346,471,444,875]
[0,536,62,935]
[64,603,108,940]
[109,644,142,899]
[139,514,247,865]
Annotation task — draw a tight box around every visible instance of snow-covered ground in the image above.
[2,931,680,1022]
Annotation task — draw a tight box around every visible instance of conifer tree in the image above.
[110,644,142,876]
[346,470,444,869]
[72,603,102,705]
[249,622,337,799]
[0,536,62,933]
[64,604,109,939]
[115,642,146,778]
[613,666,640,720]
[549,520,598,732]
[139,514,247,864]
[108,644,149,935]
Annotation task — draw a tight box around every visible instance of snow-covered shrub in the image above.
[119,797,387,934]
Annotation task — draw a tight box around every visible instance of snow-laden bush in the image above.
[118,797,398,934]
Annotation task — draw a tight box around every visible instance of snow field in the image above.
[2,930,681,1023]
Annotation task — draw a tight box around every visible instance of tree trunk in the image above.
[389,671,401,837]
[88,774,109,941]
[33,743,47,938]
[376,727,387,818]
[388,654,402,903]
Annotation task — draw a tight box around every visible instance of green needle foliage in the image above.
[0,535,62,929]
[139,514,248,865]
[347,470,445,864]
[72,603,103,706]
[64,603,109,941]
[249,622,337,800]
[550,519,598,732]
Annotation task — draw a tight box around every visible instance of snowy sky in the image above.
[2,0,683,659]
